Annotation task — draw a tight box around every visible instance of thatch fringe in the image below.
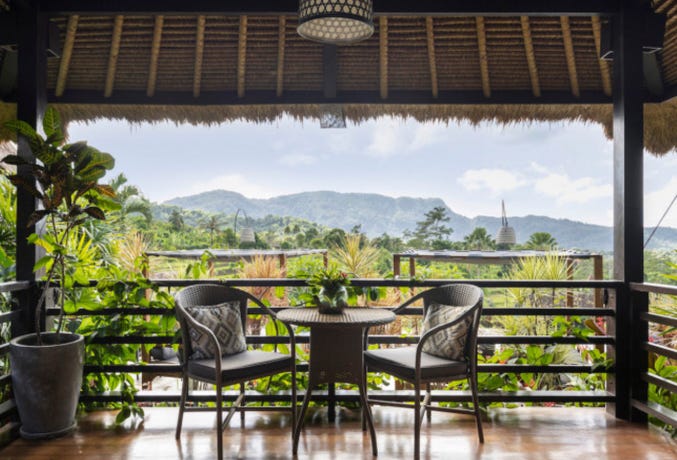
[1,101,675,156]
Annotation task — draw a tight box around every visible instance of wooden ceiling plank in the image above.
[237,15,247,98]
[146,15,164,97]
[55,14,79,97]
[380,17,388,100]
[104,15,124,98]
[476,17,491,98]
[426,17,439,98]
[520,16,541,97]
[591,16,612,97]
[193,15,206,98]
[276,16,286,97]
[560,16,580,97]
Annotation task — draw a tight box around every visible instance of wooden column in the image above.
[13,3,47,337]
[610,0,646,422]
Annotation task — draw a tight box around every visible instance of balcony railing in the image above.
[1,278,675,441]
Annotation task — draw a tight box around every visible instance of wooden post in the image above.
[566,257,574,307]
[393,255,400,277]
[12,3,47,338]
[593,255,604,308]
[409,257,416,278]
[609,0,646,422]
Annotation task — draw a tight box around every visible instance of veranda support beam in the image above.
[476,17,491,98]
[237,16,247,98]
[276,16,286,97]
[560,16,580,97]
[379,17,388,100]
[146,15,164,97]
[193,15,206,98]
[54,15,78,97]
[14,1,46,336]
[39,0,618,16]
[104,15,123,98]
[47,89,617,105]
[591,16,612,97]
[520,16,541,97]
[425,17,439,99]
[611,0,647,422]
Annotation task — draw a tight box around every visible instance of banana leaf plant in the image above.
[1,107,118,344]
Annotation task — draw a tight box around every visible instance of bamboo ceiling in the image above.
[0,1,676,154]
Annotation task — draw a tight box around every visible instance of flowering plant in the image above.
[307,266,351,295]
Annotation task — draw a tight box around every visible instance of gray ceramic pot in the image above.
[9,332,84,439]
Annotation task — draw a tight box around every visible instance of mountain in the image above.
[164,190,677,251]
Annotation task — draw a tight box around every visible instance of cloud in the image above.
[189,173,273,198]
[534,173,611,204]
[458,169,527,194]
[645,176,677,228]
[278,153,317,166]
[366,120,407,157]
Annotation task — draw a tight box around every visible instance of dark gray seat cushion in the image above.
[365,347,468,382]
[188,350,293,384]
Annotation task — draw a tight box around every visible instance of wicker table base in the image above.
[277,307,395,456]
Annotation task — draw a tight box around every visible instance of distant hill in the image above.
[165,190,677,251]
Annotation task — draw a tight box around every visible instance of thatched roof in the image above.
[1,1,676,155]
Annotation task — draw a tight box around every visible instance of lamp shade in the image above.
[298,0,374,44]
[239,227,256,244]
[496,200,516,245]
[496,226,516,245]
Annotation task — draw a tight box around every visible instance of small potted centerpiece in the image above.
[3,107,117,438]
[308,266,351,314]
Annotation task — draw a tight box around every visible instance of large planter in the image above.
[9,332,85,439]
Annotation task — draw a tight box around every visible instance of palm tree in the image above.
[200,215,225,247]
[109,173,152,225]
[524,232,558,250]
[169,208,185,232]
[463,227,496,250]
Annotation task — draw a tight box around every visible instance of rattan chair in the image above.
[174,284,296,460]
[364,284,484,459]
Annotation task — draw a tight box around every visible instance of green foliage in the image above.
[524,232,558,250]
[463,227,496,250]
[406,206,453,249]
[78,260,175,424]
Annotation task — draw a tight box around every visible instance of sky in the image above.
[68,116,677,229]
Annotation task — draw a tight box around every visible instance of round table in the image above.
[277,307,395,456]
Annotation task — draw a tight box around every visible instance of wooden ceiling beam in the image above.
[193,15,205,98]
[54,14,78,97]
[47,89,619,105]
[426,17,438,99]
[103,15,123,98]
[520,16,541,98]
[237,15,247,98]
[146,15,163,97]
[590,16,612,97]
[560,16,580,98]
[40,0,618,16]
[476,17,491,98]
[379,17,388,100]
[276,16,285,97]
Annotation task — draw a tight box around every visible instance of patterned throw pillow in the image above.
[185,301,247,359]
[421,303,473,360]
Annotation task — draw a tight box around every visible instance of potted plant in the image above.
[308,266,351,314]
[2,107,117,438]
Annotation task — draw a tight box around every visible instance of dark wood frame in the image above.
[4,0,665,441]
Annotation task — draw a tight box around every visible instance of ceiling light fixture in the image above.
[297,0,374,45]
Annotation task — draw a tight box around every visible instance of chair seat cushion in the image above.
[188,350,293,384]
[365,347,468,382]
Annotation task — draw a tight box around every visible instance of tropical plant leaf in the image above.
[83,207,106,220]
[42,107,62,138]
[27,210,51,228]
[1,154,28,166]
